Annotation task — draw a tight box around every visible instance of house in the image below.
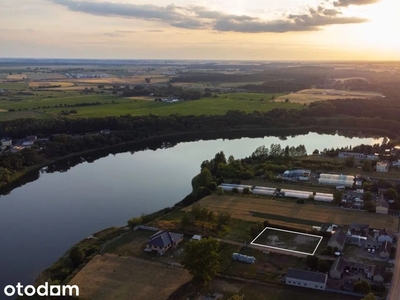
[1,138,12,147]
[26,135,37,141]
[376,196,389,214]
[285,268,327,290]
[330,257,347,279]
[380,241,392,259]
[372,264,386,283]
[145,231,183,253]
[349,223,369,236]
[376,162,389,172]
[22,140,34,147]
[378,229,394,243]
[328,230,347,251]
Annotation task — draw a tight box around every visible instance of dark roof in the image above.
[286,268,327,284]
[147,231,183,248]
[381,241,392,252]
[379,228,394,237]
[328,230,347,247]
[331,257,347,273]
[349,223,369,232]
[373,264,386,277]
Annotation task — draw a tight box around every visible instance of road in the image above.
[386,236,400,300]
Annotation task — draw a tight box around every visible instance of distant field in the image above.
[188,195,399,232]
[69,75,169,85]
[6,74,27,80]
[28,81,74,88]
[0,110,50,121]
[276,88,383,104]
[0,82,29,90]
[69,254,191,300]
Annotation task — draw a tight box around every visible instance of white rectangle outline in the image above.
[250,226,323,256]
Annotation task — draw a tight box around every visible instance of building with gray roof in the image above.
[285,268,327,290]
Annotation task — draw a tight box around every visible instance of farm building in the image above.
[380,241,392,259]
[144,231,183,254]
[378,229,394,243]
[329,257,347,279]
[338,152,378,160]
[318,174,354,188]
[219,183,252,193]
[376,162,389,172]
[280,189,313,199]
[314,192,334,202]
[282,169,311,181]
[327,230,347,251]
[285,268,327,290]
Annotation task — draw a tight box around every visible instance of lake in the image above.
[0,131,383,296]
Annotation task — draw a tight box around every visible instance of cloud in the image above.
[333,0,381,7]
[50,0,369,33]
[146,29,164,32]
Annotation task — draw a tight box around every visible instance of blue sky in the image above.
[0,0,398,60]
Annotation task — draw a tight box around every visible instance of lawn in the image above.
[0,91,301,119]
[102,229,153,257]
[0,82,29,90]
[188,195,399,232]
[69,254,192,300]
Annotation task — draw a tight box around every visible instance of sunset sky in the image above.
[1,0,398,60]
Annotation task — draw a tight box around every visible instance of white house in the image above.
[285,268,327,290]
[376,162,389,173]
[1,138,12,147]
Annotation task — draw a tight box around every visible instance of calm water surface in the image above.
[0,132,383,295]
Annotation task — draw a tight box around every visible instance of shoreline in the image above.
[0,124,391,195]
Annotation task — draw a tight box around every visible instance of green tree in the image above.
[362,160,373,172]
[353,280,371,294]
[333,191,343,205]
[216,187,225,195]
[69,247,85,266]
[361,293,376,300]
[250,223,264,239]
[313,149,319,155]
[364,201,376,212]
[127,217,143,228]
[363,191,372,201]
[181,212,192,227]
[181,238,220,283]
[196,167,212,189]
[386,188,398,200]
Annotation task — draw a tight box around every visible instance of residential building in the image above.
[372,264,386,283]
[1,138,12,147]
[145,231,183,253]
[285,268,327,290]
[378,229,394,243]
[376,196,389,215]
[330,257,347,279]
[349,223,369,236]
[327,230,347,251]
[380,241,392,259]
[376,162,389,173]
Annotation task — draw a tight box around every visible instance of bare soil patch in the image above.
[69,254,192,300]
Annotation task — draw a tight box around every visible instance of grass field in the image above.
[0,82,29,90]
[188,195,399,232]
[251,227,322,255]
[276,88,383,104]
[69,254,192,300]
[6,74,27,80]
[0,91,301,119]
[102,229,152,257]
